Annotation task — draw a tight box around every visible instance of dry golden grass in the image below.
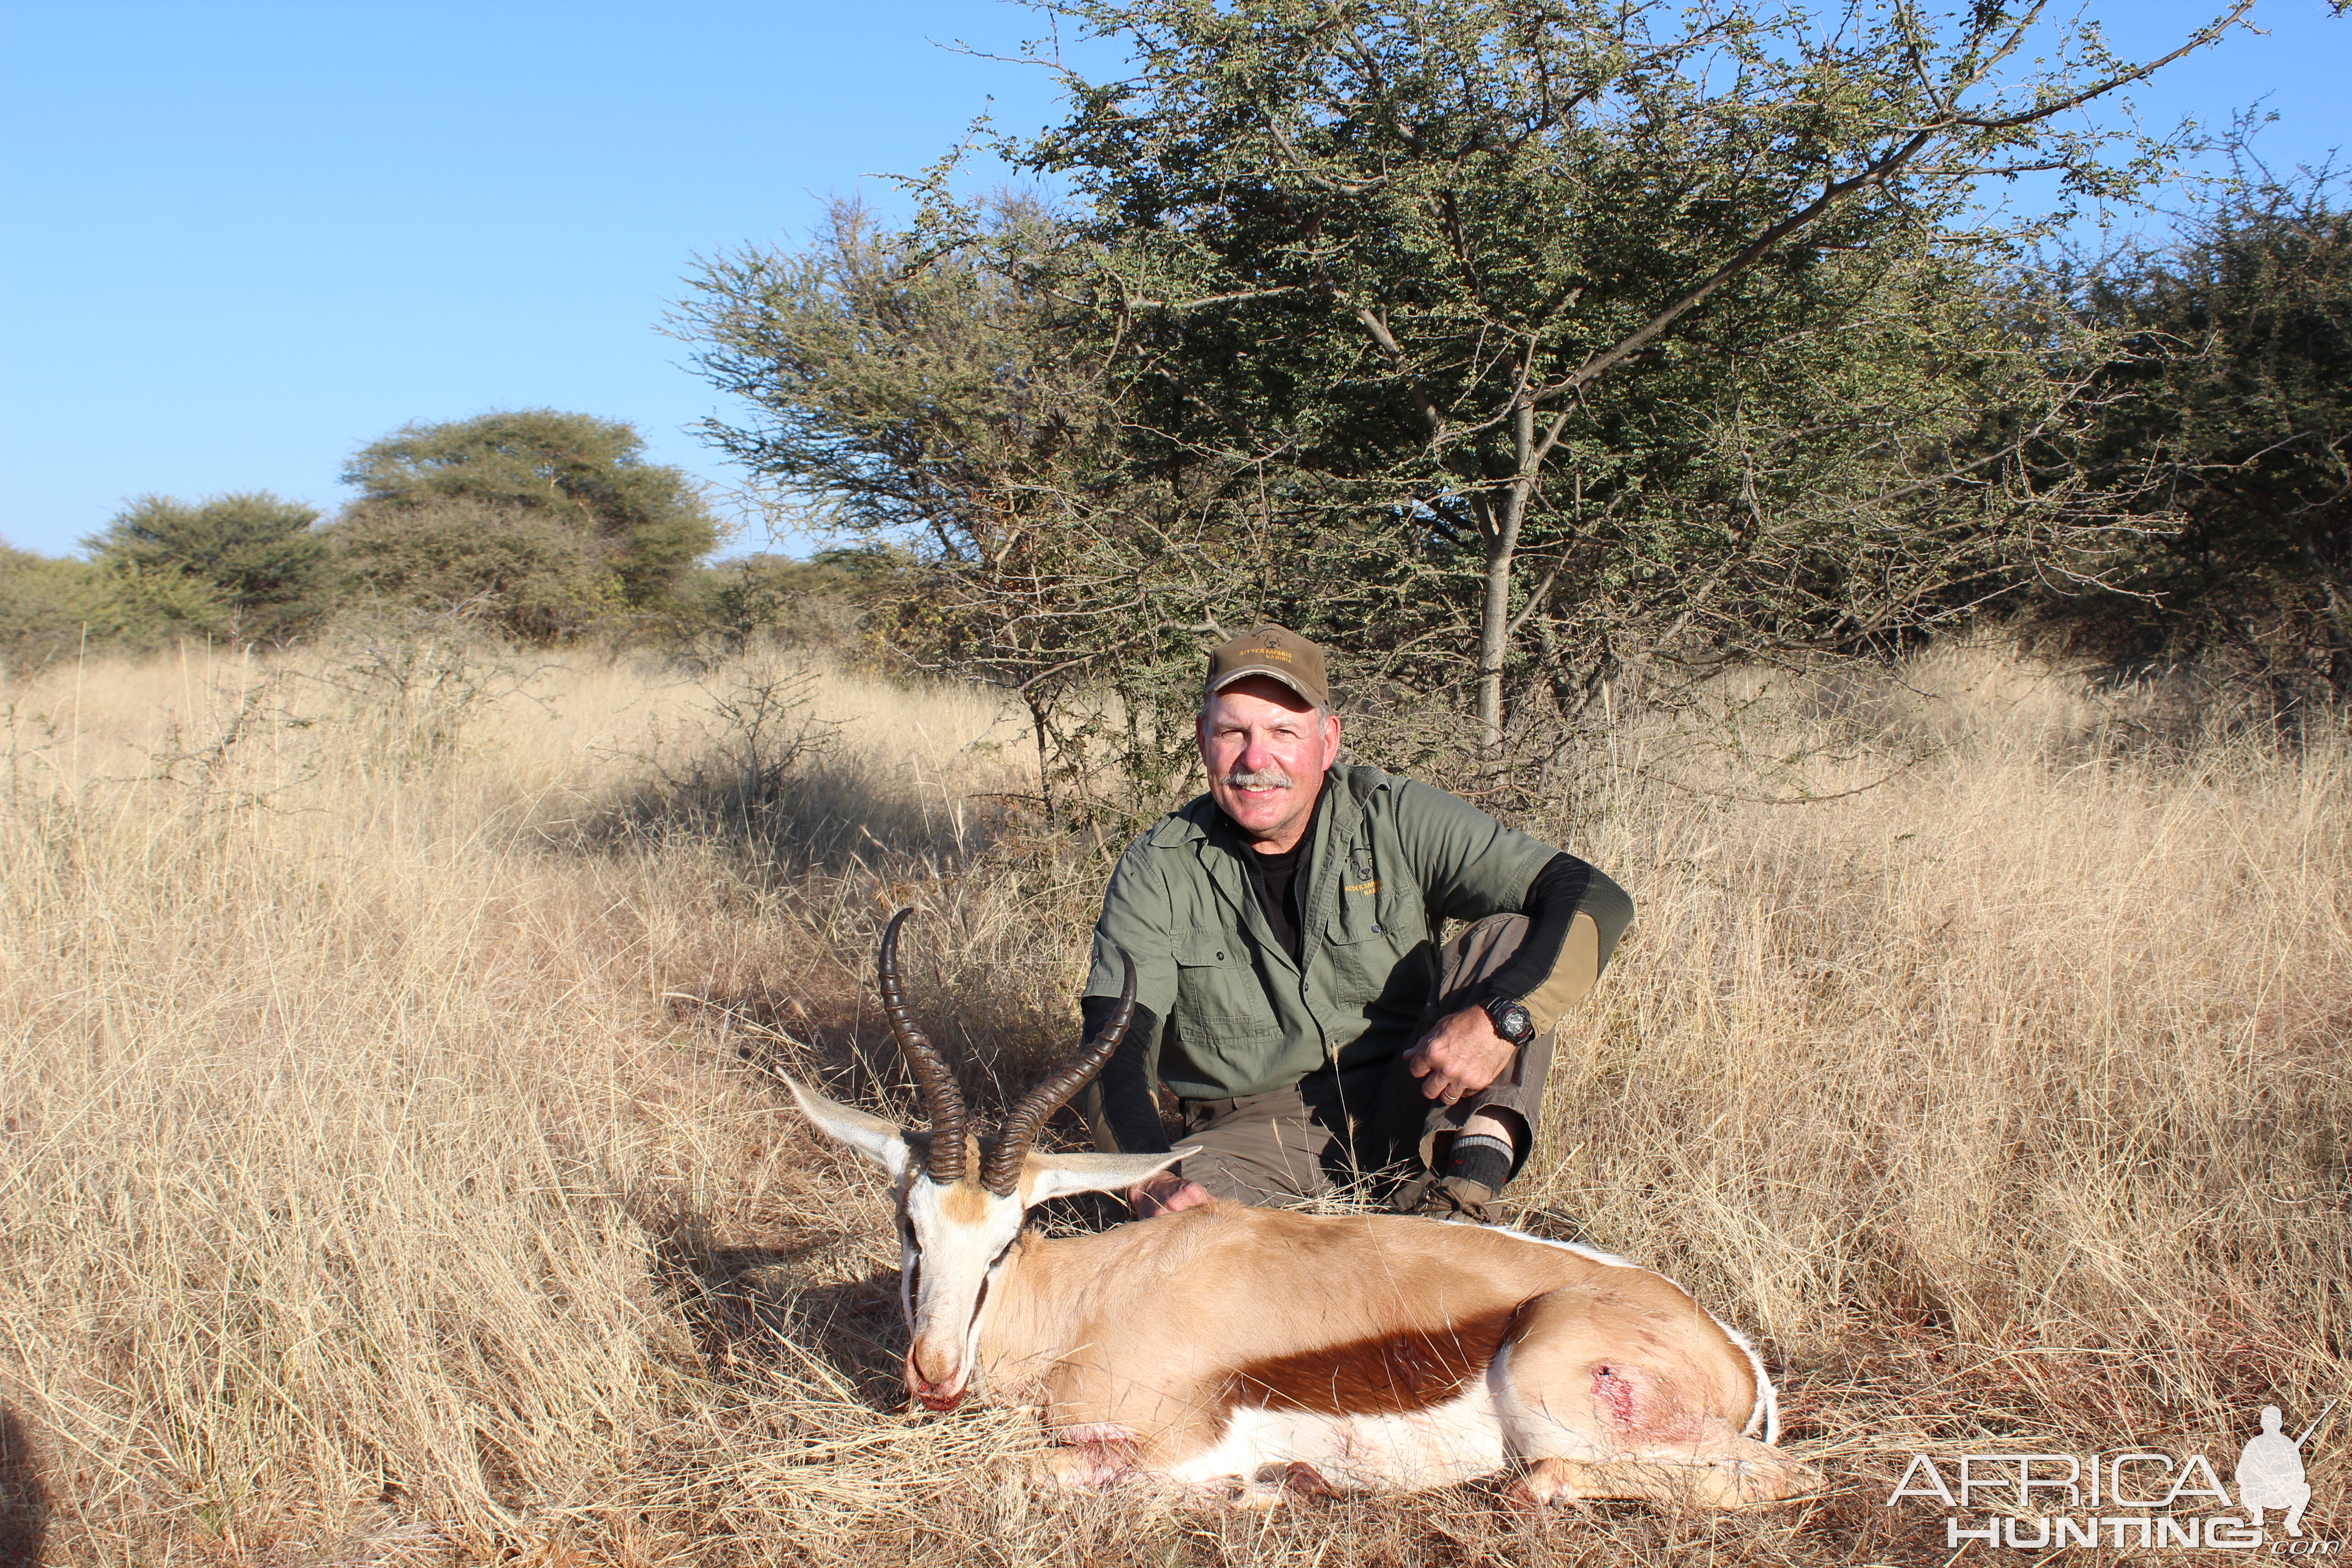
[1,634,2344,1566]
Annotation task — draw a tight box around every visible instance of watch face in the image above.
[1487,999,1533,1043]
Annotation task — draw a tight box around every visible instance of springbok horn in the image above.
[877,908,968,1186]
[980,947,1137,1196]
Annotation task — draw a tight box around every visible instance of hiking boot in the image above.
[1396,1173,1498,1224]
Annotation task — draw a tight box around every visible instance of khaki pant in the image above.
[1175,912,1599,1205]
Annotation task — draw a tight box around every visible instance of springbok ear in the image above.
[1023,1146,1203,1204]
[783,1075,910,1178]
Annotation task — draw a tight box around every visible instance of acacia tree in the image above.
[86,491,332,646]
[2068,155,2352,701]
[339,410,719,617]
[678,196,1240,821]
[1019,0,2249,748]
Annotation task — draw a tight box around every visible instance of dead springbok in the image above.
[784,911,1818,1510]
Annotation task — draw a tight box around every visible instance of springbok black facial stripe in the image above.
[899,1217,1015,1338]
[963,1239,1016,1332]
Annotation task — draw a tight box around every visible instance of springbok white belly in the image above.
[1168,1378,1513,1493]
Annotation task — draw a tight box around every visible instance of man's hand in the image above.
[1405,1005,1520,1105]
[1127,1169,1213,1218]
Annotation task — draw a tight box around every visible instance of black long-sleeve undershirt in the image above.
[1238,777,1327,964]
[1083,996,1170,1155]
[1477,852,1589,1007]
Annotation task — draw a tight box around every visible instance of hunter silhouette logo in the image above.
[1885,1401,2338,1551]
[2239,1404,2323,1538]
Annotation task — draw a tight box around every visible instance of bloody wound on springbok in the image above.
[783,910,1821,1509]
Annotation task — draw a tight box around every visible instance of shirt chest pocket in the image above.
[1327,847,1426,949]
[1324,857,1430,1009]
[1171,933,1280,1045]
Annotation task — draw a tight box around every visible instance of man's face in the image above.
[1198,676,1343,851]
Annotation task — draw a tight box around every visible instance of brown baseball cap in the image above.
[1205,624,1330,710]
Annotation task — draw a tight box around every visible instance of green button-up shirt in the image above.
[1083,762,1563,1100]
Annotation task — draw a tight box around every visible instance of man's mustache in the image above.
[1220,767,1293,790]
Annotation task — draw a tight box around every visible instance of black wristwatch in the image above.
[1480,993,1536,1046]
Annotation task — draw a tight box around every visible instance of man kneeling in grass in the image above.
[1079,626,1633,1225]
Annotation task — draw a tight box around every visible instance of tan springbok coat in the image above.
[793,1083,1817,1509]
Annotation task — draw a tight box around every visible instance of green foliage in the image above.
[84,491,332,646]
[682,200,1109,543]
[332,498,623,644]
[2066,158,2352,700]
[340,410,720,619]
[682,0,2250,820]
[0,545,120,673]
[687,551,875,653]
[1016,0,2235,745]
[680,197,1228,822]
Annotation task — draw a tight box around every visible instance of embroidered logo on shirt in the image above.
[1344,879,1381,896]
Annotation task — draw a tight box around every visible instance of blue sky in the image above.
[2,1,2344,560]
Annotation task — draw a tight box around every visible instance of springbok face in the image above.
[786,911,1191,1411]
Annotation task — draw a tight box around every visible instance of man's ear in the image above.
[783,1075,910,1179]
[1024,1147,1203,1204]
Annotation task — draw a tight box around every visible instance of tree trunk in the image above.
[1476,505,1518,751]
[1026,693,1057,826]
[1474,398,1539,755]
